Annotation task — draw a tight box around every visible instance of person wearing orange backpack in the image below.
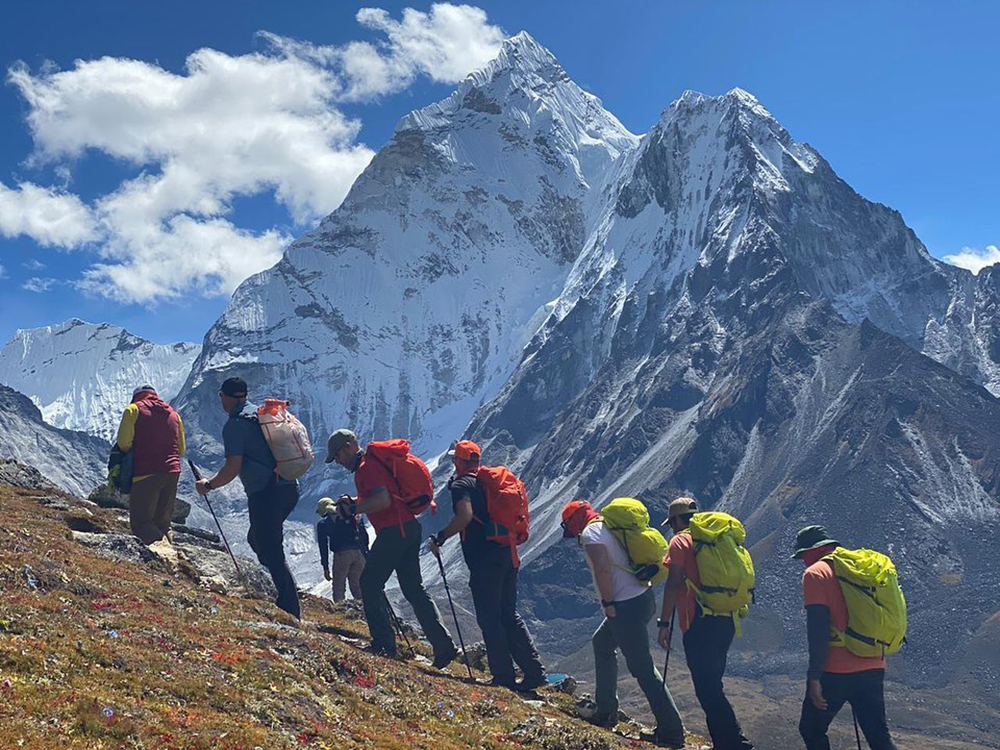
[326,428,457,664]
[428,440,544,691]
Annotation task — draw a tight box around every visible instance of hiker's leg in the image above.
[247,484,300,619]
[359,528,401,652]
[347,550,365,601]
[331,551,350,602]
[591,615,619,718]
[798,672,848,750]
[394,520,455,658]
[684,616,753,749]
[128,475,163,544]
[469,553,516,684]
[153,472,179,540]
[614,590,684,743]
[850,670,896,750]
[500,559,544,681]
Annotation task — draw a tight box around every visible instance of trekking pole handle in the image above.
[188,459,203,482]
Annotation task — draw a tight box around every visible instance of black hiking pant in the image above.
[683,614,754,750]
[799,669,896,750]
[468,546,544,685]
[247,482,301,620]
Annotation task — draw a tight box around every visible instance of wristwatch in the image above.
[656,619,672,628]
[601,599,615,609]
[205,478,214,491]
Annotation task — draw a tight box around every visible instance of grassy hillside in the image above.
[0,479,706,749]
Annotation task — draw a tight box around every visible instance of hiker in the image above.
[658,497,755,750]
[113,384,185,545]
[194,377,301,619]
[325,428,457,664]
[562,500,685,749]
[793,525,900,750]
[428,440,544,690]
[316,496,367,602]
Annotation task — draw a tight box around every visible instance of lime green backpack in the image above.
[825,548,907,658]
[685,512,755,621]
[598,497,670,586]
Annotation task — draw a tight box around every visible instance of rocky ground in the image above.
[0,466,708,749]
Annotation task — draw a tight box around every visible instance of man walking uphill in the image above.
[317,496,367,602]
[562,500,685,749]
[115,384,186,545]
[658,498,754,750]
[326,428,457,664]
[793,525,900,750]
[195,377,301,620]
[428,440,544,691]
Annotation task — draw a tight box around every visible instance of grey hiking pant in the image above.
[360,520,455,659]
[593,588,685,743]
[332,548,365,602]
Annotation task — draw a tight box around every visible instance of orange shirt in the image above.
[665,532,700,633]
[802,559,886,674]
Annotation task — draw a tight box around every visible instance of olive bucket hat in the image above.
[790,525,841,559]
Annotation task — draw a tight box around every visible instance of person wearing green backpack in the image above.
[657,497,755,750]
[561,499,685,749]
[792,525,901,750]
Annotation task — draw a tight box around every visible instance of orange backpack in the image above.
[365,440,436,517]
[477,466,530,566]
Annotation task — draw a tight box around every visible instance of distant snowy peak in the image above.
[0,319,200,442]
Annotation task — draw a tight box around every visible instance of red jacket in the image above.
[128,395,183,476]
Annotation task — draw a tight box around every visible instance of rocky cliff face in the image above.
[0,319,199,443]
[0,383,109,497]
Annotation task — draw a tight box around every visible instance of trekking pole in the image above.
[851,705,862,750]
[434,552,473,680]
[352,513,415,657]
[188,460,245,583]
[661,610,676,688]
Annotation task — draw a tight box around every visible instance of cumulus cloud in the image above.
[4,3,505,304]
[23,277,59,293]
[0,181,98,248]
[943,246,1000,275]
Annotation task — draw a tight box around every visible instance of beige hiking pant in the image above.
[129,472,179,544]
[331,548,365,602]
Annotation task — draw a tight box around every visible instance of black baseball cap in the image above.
[220,377,248,398]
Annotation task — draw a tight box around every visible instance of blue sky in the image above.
[1,1,997,346]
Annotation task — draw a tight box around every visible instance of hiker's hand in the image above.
[658,626,672,649]
[603,604,616,618]
[195,479,211,496]
[336,496,352,520]
[808,678,827,711]
[323,567,331,581]
[428,535,441,558]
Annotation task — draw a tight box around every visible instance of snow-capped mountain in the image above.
[0,319,200,443]
[176,31,637,489]
[0,383,109,497]
[457,88,1000,688]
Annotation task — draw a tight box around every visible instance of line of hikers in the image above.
[109,376,905,750]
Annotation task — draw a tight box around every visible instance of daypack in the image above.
[685,512,755,622]
[599,497,670,586]
[476,465,530,567]
[366,439,436,516]
[824,547,907,658]
[257,399,314,481]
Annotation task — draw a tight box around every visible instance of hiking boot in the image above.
[488,677,518,690]
[515,671,546,692]
[431,644,459,669]
[363,642,397,658]
[582,712,618,729]
[639,728,685,748]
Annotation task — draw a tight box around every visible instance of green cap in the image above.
[791,525,841,559]
[324,429,357,463]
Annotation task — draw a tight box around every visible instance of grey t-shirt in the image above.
[222,402,294,495]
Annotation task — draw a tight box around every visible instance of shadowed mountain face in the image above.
[0,383,109,497]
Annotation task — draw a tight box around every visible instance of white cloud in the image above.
[4,4,505,304]
[22,258,46,271]
[0,181,98,248]
[0,264,6,279]
[943,245,1000,275]
[23,277,59,293]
